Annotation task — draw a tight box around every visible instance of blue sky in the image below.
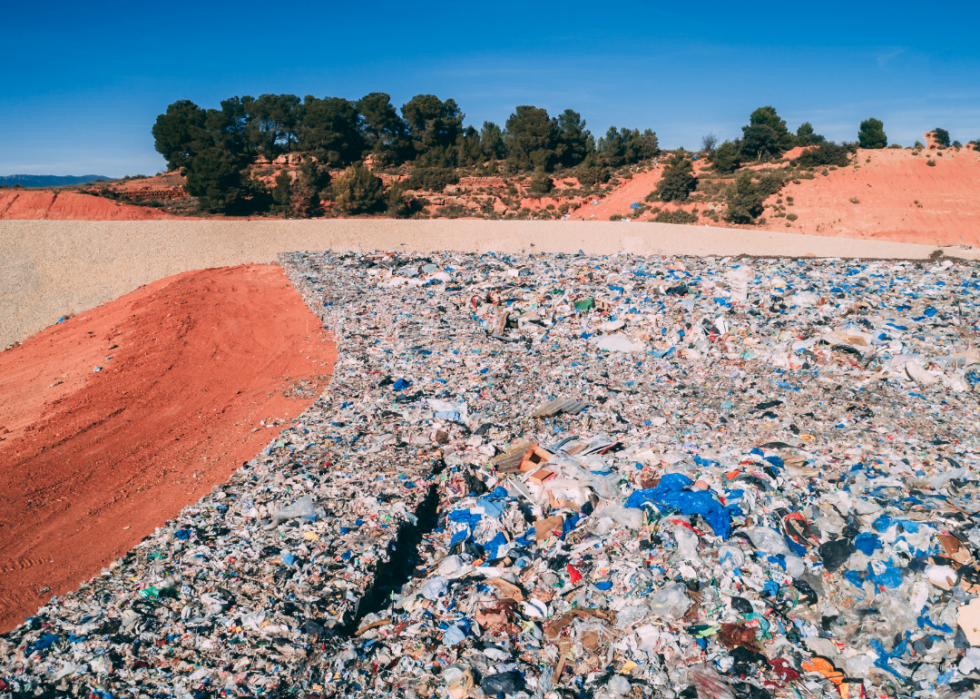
[2,0,979,177]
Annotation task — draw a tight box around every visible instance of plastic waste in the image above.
[6,250,980,699]
[272,493,316,523]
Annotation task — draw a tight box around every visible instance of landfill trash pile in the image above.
[4,251,980,699]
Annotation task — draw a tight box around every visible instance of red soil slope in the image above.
[0,265,336,632]
[0,190,178,220]
[565,148,980,245]
[568,163,711,222]
[761,148,980,246]
[569,167,665,221]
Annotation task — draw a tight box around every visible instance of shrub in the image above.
[575,156,611,188]
[724,173,765,223]
[385,184,424,218]
[755,171,787,199]
[786,213,798,221]
[953,141,963,149]
[184,146,250,214]
[857,118,887,149]
[609,214,624,221]
[528,169,554,197]
[850,197,860,204]
[914,141,925,149]
[710,141,741,174]
[405,167,459,193]
[283,156,331,218]
[793,142,853,168]
[932,128,951,147]
[927,159,937,167]
[331,162,385,215]
[654,153,698,202]
[795,122,825,147]
[435,203,473,219]
[271,170,293,214]
[653,208,698,224]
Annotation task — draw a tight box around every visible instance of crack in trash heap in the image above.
[4,251,980,699]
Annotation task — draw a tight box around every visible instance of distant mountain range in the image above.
[0,174,113,188]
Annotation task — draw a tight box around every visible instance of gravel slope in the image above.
[2,219,975,349]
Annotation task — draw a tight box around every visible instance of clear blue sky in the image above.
[3,0,979,177]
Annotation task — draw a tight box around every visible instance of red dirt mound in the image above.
[0,190,178,220]
[569,163,710,221]
[0,265,336,632]
[763,148,980,245]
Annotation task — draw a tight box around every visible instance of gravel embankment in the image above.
[2,219,975,349]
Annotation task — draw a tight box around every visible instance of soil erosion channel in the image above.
[0,264,336,632]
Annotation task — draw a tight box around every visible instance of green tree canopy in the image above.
[331,162,385,216]
[152,100,208,171]
[288,157,329,218]
[402,94,464,155]
[528,169,554,197]
[299,156,331,195]
[505,106,558,171]
[792,142,854,168]
[795,122,825,147]
[357,92,410,165]
[748,106,794,151]
[932,128,951,147]
[554,109,592,167]
[724,172,765,223]
[710,141,741,174]
[481,122,505,161]
[575,153,610,188]
[654,153,698,202]
[858,118,888,149]
[598,128,659,167]
[298,96,366,166]
[271,169,293,213]
[184,147,248,213]
[457,126,484,167]
[404,167,459,193]
[740,124,781,161]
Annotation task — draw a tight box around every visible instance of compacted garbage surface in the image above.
[3,251,980,699]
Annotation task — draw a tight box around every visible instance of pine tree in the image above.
[858,118,887,149]
[331,162,385,216]
[654,153,698,202]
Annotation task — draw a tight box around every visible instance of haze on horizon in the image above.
[2,0,979,178]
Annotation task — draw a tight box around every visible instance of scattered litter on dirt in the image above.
[4,250,980,699]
